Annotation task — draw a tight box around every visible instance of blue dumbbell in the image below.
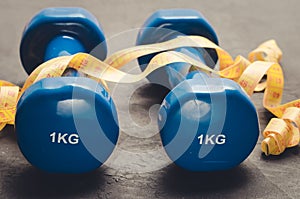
[16,7,119,173]
[137,9,259,171]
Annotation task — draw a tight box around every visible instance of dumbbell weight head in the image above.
[20,7,107,74]
[158,73,259,171]
[16,77,119,173]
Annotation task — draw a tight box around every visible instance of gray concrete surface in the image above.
[0,0,300,198]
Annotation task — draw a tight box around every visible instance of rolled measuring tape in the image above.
[16,7,119,173]
[0,9,298,173]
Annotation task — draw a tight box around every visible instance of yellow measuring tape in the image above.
[0,35,299,156]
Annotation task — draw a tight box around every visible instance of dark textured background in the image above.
[0,0,300,198]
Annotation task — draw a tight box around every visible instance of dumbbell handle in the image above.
[44,35,86,61]
[164,44,207,87]
[136,9,218,89]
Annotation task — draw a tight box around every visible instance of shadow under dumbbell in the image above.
[4,167,105,198]
[0,125,15,140]
[129,83,170,105]
[128,83,170,126]
[159,164,250,196]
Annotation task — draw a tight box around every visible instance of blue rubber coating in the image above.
[185,70,210,80]
[15,77,119,173]
[44,35,86,61]
[136,9,219,88]
[164,47,206,88]
[62,68,84,77]
[158,77,259,171]
[20,7,107,74]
